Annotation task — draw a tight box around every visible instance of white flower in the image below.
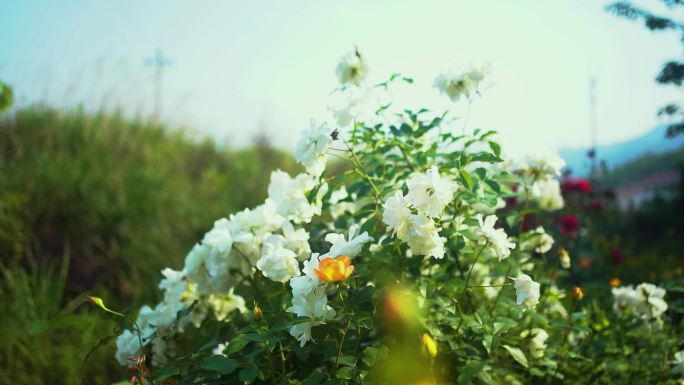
[182,243,209,280]
[477,215,516,261]
[159,268,195,305]
[672,350,684,375]
[212,342,228,356]
[268,171,319,223]
[530,179,564,211]
[329,91,375,127]
[336,48,368,86]
[521,227,554,254]
[202,218,233,254]
[518,152,566,182]
[514,274,541,309]
[612,285,641,315]
[634,283,668,319]
[289,253,322,297]
[281,220,311,261]
[208,290,247,321]
[612,283,668,320]
[434,65,489,102]
[404,214,446,259]
[287,285,335,320]
[528,328,549,358]
[382,190,412,238]
[256,234,301,282]
[324,224,373,259]
[290,321,316,347]
[329,187,357,219]
[405,166,458,218]
[294,120,332,177]
[115,329,141,366]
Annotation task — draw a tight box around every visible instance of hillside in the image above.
[559,124,684,177]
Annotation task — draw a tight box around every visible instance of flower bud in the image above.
[559,248,571,269]
[570,286,585,300]
[421,333,438,358]
[253,302,263,321]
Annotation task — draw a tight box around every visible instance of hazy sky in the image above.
[1,0,681,157]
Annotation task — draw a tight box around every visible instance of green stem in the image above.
[489,264,512,313]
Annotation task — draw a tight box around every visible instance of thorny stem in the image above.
[454,242,488,333]
[343,138,381,201]
[549,299,579,382]
[257,324,280,385]
[333,319,352,378]
[459,242,488,302]
[469,283,514,288]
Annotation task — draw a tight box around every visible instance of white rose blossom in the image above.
[294,120,332,177]
[521,227,554,254]
[434,65,489,102]
[208,290,247,321]
[672,350,684,375]
[404,214,446,260]
[530,179,564,211]
[477,214,516,261]
[514,274,541,309]
[289,253,323,297]
[528,328,549,358]
[382,190,412,238]
[405,166,459,218]
[256,234,301,282]
[268,171,324,224]
[324,224,373,259]
[287,286,336,347]
[336,48,368,86]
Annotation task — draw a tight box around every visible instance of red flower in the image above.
[589,201,603,212]
[561,178,592,194]
[559,214,579,237]
[611,248,625,265]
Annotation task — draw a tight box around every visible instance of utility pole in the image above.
[589,77,598,178]
[146,49,172,120]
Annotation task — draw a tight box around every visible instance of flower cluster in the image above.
[612,283,668,323]
[105,48,681,385]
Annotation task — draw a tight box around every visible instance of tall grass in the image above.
[0,257,119,385]
[0,106,297,384]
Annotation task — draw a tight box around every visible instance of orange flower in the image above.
[578,258,592,268]
[570,286,585,300]
[314,255,354,282]
[609,277,621,287]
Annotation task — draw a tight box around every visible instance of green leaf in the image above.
[239,366,259,383]
[200,355,239,375]
[488,141,501,157]
[459,169,473,190]
[503,345,528,368]
[336,366,355,380]
[337,355,357,367]
[154,367,180,381]
[302,370,326,385]
[225,335,251,354]
[457,361,485,385]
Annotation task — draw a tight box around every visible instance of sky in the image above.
[0,0,682,157]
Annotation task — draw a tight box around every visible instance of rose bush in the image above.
[94,49,684,384]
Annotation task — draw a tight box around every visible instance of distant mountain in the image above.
[559,125,684,177]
